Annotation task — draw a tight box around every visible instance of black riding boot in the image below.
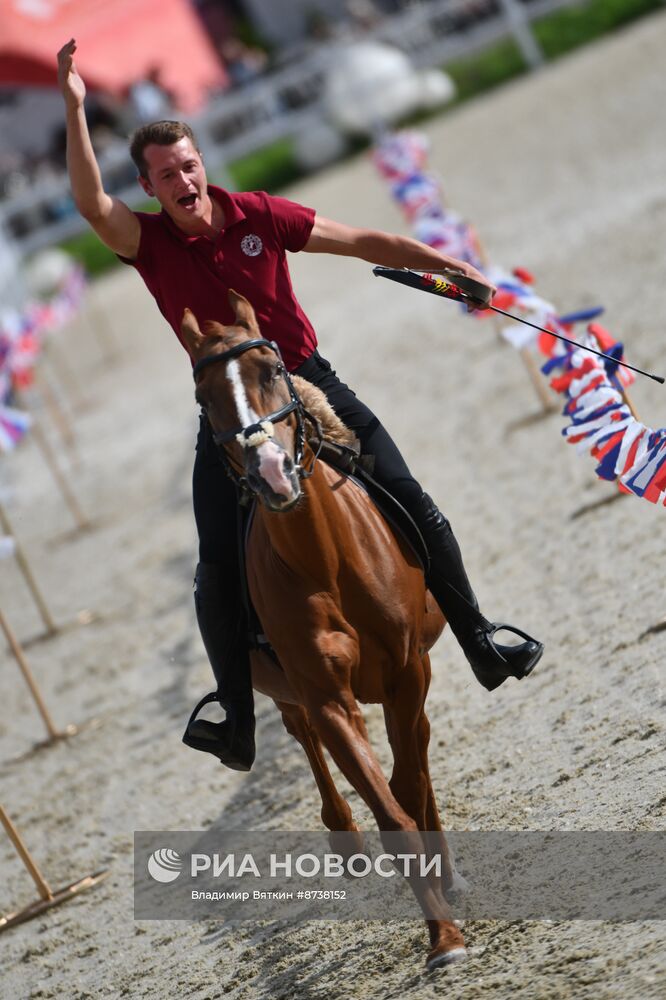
[181,563,256,770]
[415,494,544,691]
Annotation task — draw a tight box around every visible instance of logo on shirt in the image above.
[241,234,263,257]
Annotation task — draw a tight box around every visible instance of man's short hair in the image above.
[129,120,200,178]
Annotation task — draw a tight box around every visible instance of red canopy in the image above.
[0,0,227,111]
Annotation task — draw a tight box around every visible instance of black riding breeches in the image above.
[192,350,427,578]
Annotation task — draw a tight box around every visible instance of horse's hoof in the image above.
[426,946,468,971]
[328,827,365,862]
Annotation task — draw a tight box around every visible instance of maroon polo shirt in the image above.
[120,186,317,371]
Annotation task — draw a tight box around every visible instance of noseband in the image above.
[192,338,322,489]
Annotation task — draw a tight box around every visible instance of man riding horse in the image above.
[57,39,543,773]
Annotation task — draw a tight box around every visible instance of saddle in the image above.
[238,438,430,661]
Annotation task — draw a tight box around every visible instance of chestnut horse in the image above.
[181,291,467,970]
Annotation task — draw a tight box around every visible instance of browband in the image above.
[192,338,276,380]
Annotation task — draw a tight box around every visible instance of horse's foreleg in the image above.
[276,701,362,852]
[383,673,430,831]
[417,707,466,897]
[305,696,403,828]
[384,653,453,891]
[306,690,464,966]
[382,655,466,968]
[403,654,467,897]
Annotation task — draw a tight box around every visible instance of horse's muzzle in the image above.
[246,443,301,512]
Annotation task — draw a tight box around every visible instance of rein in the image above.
[192,337,323,491]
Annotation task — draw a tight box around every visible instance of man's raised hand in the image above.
[57,39,86,107]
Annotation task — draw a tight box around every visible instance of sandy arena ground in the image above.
[1,13,665,999]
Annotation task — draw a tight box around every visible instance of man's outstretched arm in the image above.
[303,215,495,301]
[57,39,140,260]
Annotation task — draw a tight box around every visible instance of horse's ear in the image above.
[228,289,257,330]
[181,308,204,356]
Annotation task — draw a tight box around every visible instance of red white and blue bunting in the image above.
[545,342,666,504]
[0,263,86,453]
[373,131,666,506]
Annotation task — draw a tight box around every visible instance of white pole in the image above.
[497,0,544,69]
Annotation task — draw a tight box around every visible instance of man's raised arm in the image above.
[57,39,140,260]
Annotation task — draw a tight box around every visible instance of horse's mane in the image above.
[292,376,358,450]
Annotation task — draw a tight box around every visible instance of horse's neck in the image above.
[253,460,349,572]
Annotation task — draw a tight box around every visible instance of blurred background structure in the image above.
[0,0,663,300]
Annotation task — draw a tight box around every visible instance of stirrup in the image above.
[182,691,255,771]
[467,622,544,693]
[483,623,542,669]
[184,690,223,730]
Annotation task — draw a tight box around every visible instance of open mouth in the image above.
[177,193,197,208]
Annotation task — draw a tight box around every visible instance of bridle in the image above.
[192,337,323,490]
